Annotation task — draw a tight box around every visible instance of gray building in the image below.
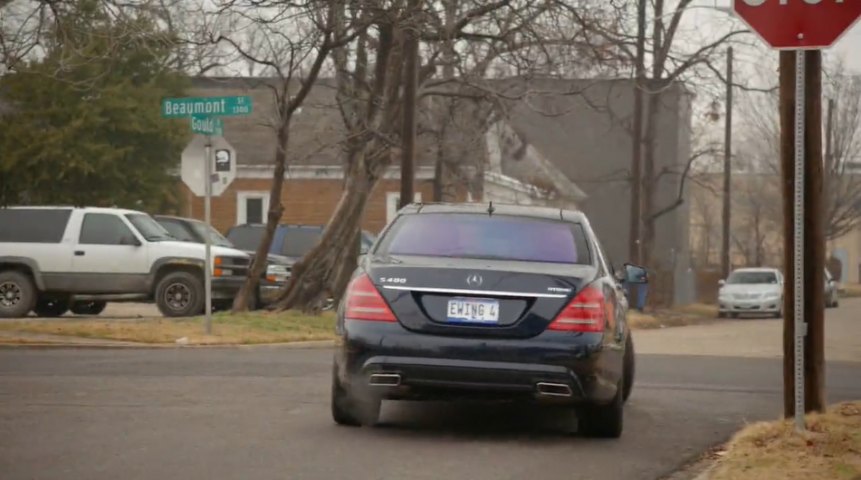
[503,79,693,271]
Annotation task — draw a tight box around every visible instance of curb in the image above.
[0,339,336,350]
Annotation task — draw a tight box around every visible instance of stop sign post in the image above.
[733,0,861,431]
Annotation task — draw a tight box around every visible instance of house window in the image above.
[237,192,270,225]
[386,191,422,223]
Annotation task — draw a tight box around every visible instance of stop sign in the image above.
[734,0,861,49]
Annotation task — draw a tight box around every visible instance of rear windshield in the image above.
[0,209,72,243]
[727,271,778,284]
[226,225,265,251]
[378,213,591,264]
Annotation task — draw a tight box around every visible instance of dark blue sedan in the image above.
[331,203,647,438]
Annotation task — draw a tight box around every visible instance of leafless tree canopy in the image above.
[740,60,861,241]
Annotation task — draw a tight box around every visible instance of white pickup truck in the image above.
[0,206,252,318]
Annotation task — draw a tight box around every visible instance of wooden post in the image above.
[721,46,733,278]
[399,0,419,209]
[779,50,826,419]
[628,0,647,264]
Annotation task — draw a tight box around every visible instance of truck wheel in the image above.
[155,271,204,318]
[71,301,107,316]
[34,298,70,317]
[0,271,37,318]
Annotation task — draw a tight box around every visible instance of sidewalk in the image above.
[0,331,335,349]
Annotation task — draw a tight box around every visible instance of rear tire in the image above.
[579,380,624,439]
[70,301,107,316]
[0,271,37,318]
[622,334,635,403]
[33,298,70,317]
[155,271,205,318]
[331,367,381,427]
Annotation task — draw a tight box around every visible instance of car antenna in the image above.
[487,201,495,216]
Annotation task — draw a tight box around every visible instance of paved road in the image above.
[636,298,861,362]
[1,311,859,480]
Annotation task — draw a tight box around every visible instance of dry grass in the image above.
[840,284,861,298]
[0,310,336,345]
[710,401,861,480]
[628,303,718,330]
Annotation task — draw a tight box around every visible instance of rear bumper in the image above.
[335,320,622,405]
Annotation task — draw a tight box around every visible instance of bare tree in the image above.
[740,60,861,242]
[565,0,751,268]
[179,0,367,311]
[823,69,861,240]
[271,0,591,312]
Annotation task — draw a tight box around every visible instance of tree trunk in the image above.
[232,117,289,312]
[273,159,379,313]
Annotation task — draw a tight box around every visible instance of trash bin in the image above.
[636,283,649,311]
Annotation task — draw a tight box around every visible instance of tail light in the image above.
[548,284,607,332]
[344,274,396,322]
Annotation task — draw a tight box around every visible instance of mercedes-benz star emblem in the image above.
[466,274,483,288]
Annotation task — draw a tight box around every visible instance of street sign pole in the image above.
[204,137,213,335]
[792,49,805,432]
[164,95,249,334]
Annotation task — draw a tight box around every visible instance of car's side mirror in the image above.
[623,263,648,284]
[718,279,726,287]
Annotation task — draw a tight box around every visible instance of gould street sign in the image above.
[161,96,252,118]
[733,0,861,49]
[190,115,223,136]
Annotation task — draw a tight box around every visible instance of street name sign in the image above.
[161,96,253,118]
[733,0,861,49]
[190,115,223,136]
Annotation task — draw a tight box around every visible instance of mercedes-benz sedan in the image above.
[331,203,647,438]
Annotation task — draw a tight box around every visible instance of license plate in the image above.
[446,298,500,324]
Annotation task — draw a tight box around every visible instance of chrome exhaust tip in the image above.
[368,373,401,387]
[536,382,573,397]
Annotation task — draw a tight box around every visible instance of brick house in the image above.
[178,77,587,234]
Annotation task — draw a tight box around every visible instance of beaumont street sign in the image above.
[161,96,253,118]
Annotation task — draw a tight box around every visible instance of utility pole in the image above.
[399,0,420,209]
[779,50,826,422]
[721,46,733,278]
[628,0,647,264]
[824,98,834,240]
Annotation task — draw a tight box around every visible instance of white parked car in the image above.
[0,206,251,318]
[718,268,783,318]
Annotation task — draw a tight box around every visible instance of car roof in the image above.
[153,214,198,223]
[731,268,780,273]
[3,206,145,215]
[398,202,588,223]
[228,224,336,232]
